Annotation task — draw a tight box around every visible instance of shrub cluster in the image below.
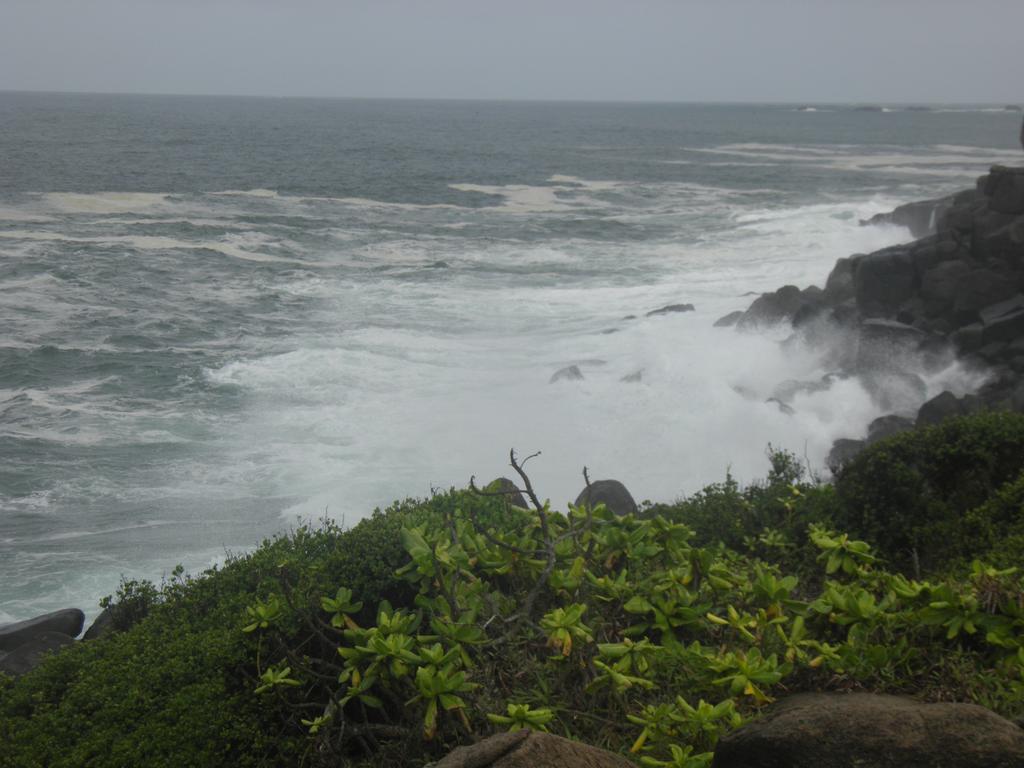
[2,413,1023,767]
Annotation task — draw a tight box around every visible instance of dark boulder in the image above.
[83,608,116,641]
[549,365,583,383]
[855,319,927,372]
[983,165,1024,215]
[823,257,856,305]
[574,479,638,516]
[737,285,810,329]
[435,729,634,768]
[953,268,1018,320]
[711,693,1024,768]
[863,197,953,238]
[859,370,927,413]
[646,303,694,317]
[853,247,917,317]
[827,439,865,472]
[0,608,84,652]
[620,370,643,383]
[713,310,744,328]
[866,414,914,445]
[980,294,1024,345]
[0,632,75,677]
[484,478,529,510]
[920,260,972,317]
[917,390,964,427]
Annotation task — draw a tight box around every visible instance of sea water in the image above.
[1,93,1020,624]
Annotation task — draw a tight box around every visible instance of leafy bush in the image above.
[0,499,454,768]
[243,466,1024,768]
[831,411,1024,574]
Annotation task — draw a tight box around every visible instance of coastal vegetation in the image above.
[2,412,1024,767]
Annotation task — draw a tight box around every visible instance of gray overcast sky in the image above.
[1,0,1021,103]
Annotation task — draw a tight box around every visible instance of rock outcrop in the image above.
[711,693,1024,768]
[0,632,76,678]
[733,156,1024,464]
[484,477,529,510]
[0,608,84,652]
[574,479,638,516]
[435,729,634,768]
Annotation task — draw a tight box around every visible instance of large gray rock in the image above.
[0,608,84,652]
[711,693,1024,768]
[823,257,856,305]
[0,632,75,677]
[920,260,972,317]
[574,479,638,516]
[826,439,865,472]
[737,285,807,329]
[953,268,1018,319]
[866,414,914,445]
[484,478,529,510]
[853,247,917,318]
[983,165,1024,215]
[863,197,953,238]
[855,319,927,372]
[436,729,634,768]
[917,390,964,427]
[980,294,1024,345]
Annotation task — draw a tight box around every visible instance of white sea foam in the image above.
[41,192,170,214]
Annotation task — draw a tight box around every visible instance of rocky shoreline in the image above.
[719,161,1024,470]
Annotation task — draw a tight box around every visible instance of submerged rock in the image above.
[711,693,1024,768]
[574,479,638,516]
[620,369,643,383]
[549,365,583,383]
[646,303,695,317]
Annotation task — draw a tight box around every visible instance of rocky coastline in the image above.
[719,160,1024,470]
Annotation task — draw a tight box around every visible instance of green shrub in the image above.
[832,411,1024,574]
[0,497,456,768]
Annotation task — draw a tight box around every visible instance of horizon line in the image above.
[0,88,1021,108]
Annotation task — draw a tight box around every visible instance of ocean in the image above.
[1,92,1021,625]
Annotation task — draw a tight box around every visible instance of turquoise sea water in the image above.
[1,93,1021,623]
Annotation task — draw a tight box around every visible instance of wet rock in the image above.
[917,390,964,427]
[549,365,583,383]
[859,370,927,413]
[853,247,917,318]
[620,370,643,383]
[646,303,695,317]
[980,295,1024,345]
[856,319,928,372]
[827,439,865,472]
[711,693,1024,768]
[713,310,744,328]
[83,608,116,641]
[484,478,528,510]
[920,260,972,317]
[435,729,634,768]
[866,414,914,445]
[574,479,638,516]
[823,256,856,305]
[737,285,807,329]
[983,165,1024,215]
[953,268,1017,320]
[863,196,953,238]
[0,632,75,677]
[0,608,85,652]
